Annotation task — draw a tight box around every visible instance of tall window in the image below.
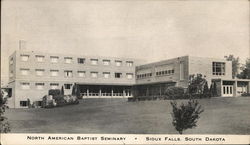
[91,72,98,78]
[78,58,85,64]
[126,61,133,67]
[50,56,59,63]
[36,55,45,62]
[64,70,73,77]
[103,60,110,65]
[115,72,122,78]
[35,83,45,90]
[126,73,133,79]
[10,57,14,65]
[64,57,73,64]
[115,60,122,66]
[20,68,29,76]
[213,62,225,75]
[78,71,86,77]
[9,70,14,78]
[50,70,59,77]
[21,82,30,89]
[91,59,98,65]
[20,54,29,61]
[103,72,110,78]
[50,83,59,89]
[180,61,184,80]
[36,69,45,76]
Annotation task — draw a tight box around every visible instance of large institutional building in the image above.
[6,50,250,108]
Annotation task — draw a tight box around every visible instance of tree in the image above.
[0,90,11,133]
[203,81,210,98]
[188,74,209,98]
[61,86,64,95]
[170,99,204,134]
[224,55,240,79]
[237,58,250,79]
[75,84,81,99]
[71,83,76,96]
[210,82,218,97]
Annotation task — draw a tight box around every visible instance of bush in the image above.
[170,99,204,134]
[48,89,61,96]
[241,93,250,97]
[164,86,185,99]
[0,91,11,133]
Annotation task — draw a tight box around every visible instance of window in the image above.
[21,82,30,89]
[20,54,29,61]
[64,57,73,64]
[36,55,45,62]
[115,60,122,66]
[91,72,98,78]
[10,57,13,65]
[126,61,133,67]
[213,62,225,75]
[20,101,27,107]
[78,58,85,64]
[50,70,59,77]
[10,70,14,78]
[156,69,174,76]
[35,83,45,90]
[64,70,73,77]
[103,72,110,78]
[115,72,122,78]
[91,59,98,65]
[50,56,59,63]
[36,69,45,76]
[126,73,133,79]
[103,60,110,65]
[50,83,59,89]
[78,71,85,77]
[64,84,72,89]
[180,61,184,80]
[20,68,29,76]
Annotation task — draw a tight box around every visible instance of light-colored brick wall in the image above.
[135,56,189,88]
[189,56,232,86]
[9,50,144,108]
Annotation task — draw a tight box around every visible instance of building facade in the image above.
[6,51,250,108]
[8,50,142,108]
[134,56,250,97]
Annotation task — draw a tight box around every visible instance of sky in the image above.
[1,0,250,81]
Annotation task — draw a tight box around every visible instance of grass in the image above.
[4,97,250,134]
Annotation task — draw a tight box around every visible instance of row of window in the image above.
[18,68,134,79]
[20,82,73,90]
[136,73,152,79]
[136,69,175,79]
[18,54,133,66]
[156,69,175,76]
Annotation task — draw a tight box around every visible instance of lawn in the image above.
[4,97,250,134]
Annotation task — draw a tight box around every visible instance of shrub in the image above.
[170,99,204,134]
[0,90,11,133]
[164,86,185,99]
[48,89,61,96]
[241,93,250,97]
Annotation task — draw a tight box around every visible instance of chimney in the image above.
[19,40,26,50]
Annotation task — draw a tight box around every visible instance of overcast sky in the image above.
[1,0,249,80]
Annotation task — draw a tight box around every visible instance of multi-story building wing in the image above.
[8,50,143,108]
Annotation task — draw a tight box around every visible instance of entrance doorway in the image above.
[222,85,233,97]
